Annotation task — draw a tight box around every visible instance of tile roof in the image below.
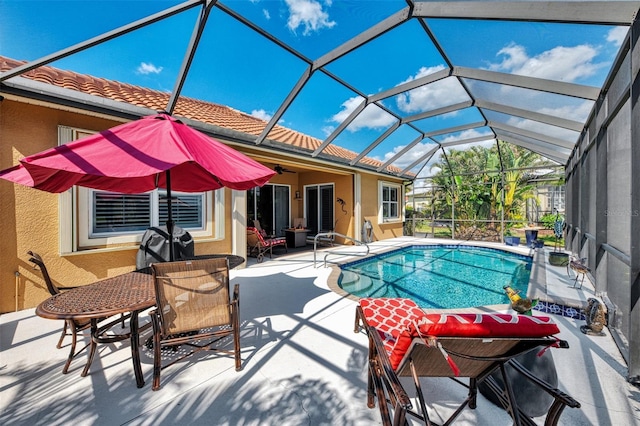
[0,57,403,175]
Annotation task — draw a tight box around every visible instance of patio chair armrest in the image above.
[508,357,580,408]
[508,357,580,426]
[58,285,80,291]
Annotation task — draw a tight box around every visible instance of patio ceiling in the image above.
[1,1,639,180]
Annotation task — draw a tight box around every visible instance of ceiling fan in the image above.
[274,164,295,174]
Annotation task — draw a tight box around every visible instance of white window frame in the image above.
[58,125,221,253]
[378,181,402,223]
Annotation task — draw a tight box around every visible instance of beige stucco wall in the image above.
[361,173,405,241]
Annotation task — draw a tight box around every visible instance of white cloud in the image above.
[250,109,273,121]
[486,43,603,83]
[395,66,470,114]
[322,125,335,136]
[330,96,396,132]
[607,26,628,48]
[285,0,336,35]
[136,62,163,75]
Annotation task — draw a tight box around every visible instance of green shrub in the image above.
[541,213,562,229]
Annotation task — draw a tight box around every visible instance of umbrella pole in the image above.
[165,170,175,262]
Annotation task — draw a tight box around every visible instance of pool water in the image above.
[339,245,532,309]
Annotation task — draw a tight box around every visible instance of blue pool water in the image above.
[339,245,532,309]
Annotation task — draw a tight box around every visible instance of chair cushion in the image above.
[389,313,560,370]
[247,227,285,247]
[264,237,286,246]
[360,298,425,354]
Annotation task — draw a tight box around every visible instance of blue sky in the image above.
[0,0,630,176]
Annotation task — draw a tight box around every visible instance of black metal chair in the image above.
[28,251,92,373]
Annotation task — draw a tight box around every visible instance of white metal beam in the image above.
[489,121,577,149]
[412,1,640,26]
[475,99,585,132]
[455,66,600,100]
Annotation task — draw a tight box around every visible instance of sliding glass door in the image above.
[248,184,290,236]
[305,184,334,234]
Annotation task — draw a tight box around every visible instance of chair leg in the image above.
[468,377,478,409]
[57,321,69,349]
[62,320,77,374]
[151,313,162,391]
[81,319,99,377]
[366,336,377,409]
[498,363,523,426]
[233,318,242,371]
[410,358,431,424]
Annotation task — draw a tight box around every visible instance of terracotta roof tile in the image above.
[1,57,405,175]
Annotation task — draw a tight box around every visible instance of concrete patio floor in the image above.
[1,237,639,425]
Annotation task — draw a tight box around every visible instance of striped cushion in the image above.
[263,236,286,247]
[248,227,286,247]
[388,313,560,370]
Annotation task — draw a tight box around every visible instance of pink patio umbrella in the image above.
[0,113,276,260]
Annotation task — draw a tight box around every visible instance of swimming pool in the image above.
[338,245,532,309]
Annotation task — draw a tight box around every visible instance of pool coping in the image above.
[325,238,591,321]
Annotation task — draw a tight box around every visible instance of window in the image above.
[89,190,205,237]
[379,181,401,222]
[543,185,565,213]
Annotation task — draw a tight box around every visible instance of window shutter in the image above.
[159,194,203,228]
[93,193,151,233]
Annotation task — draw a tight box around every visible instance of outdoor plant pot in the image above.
[505,236,521,246]
[548,251,569,266]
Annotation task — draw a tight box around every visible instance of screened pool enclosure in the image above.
[2,1,640,383]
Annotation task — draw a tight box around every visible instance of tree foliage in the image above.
[427,142,557,236]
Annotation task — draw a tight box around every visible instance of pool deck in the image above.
[1,237,638,425]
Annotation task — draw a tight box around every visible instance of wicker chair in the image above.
[355,298,580,426]
[150,258,241,391]
[246,227,287,262]
[28,251,93,374]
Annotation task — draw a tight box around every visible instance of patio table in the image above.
[35,254,244,388]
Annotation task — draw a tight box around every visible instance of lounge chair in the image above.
[355,298,580,426]
[253,219,275,238]
[246,226,287,263]
[150,258,241,391]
